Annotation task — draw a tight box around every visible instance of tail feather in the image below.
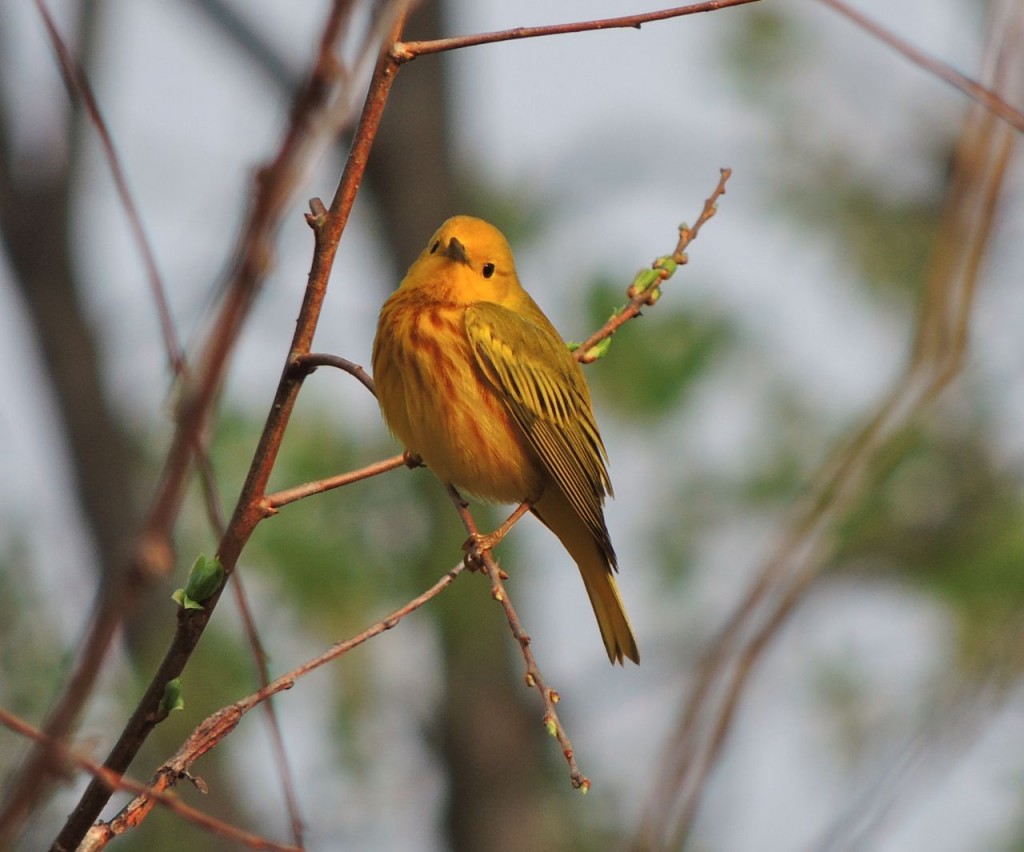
[533,488,639,665]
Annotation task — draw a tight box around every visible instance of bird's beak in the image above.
[442,236,470,265]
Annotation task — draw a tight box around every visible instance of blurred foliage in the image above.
[833,416,1024,669]
[723,4,951,303]
[715,6,1024,677]
[584,277,735,419]
[777,165,946,301]
[724,6,809,90]
[0,541,67,723]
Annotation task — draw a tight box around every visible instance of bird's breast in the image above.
[373,293,543,503]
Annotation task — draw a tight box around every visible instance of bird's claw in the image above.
[463,531,501,555]
[461,532,510,574]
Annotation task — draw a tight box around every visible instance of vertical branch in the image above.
[49,6,410,850]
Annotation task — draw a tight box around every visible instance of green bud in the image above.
[582,336,612,362]
[653,256,677,276]
[628,268,662,300]
[161,678,185,715]
[184,554,224,604]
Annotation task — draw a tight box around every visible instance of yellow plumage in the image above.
[372,216,639,665]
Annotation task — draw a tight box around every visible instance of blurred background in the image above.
[2,0,1023,849]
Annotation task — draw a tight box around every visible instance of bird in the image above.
[372,215,639,665]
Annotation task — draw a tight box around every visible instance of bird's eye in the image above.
[429,240,441,254]
[482,262,495,279]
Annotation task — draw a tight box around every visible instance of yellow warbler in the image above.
[372,216,639,665]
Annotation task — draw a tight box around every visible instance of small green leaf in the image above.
[184,554,224,604]
[171,588,206,610]
[161,678,185,715]
[582,336,612,362]
[627,268,661,299]
[653,256,678,277]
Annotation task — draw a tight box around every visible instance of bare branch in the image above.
[264,454,407,511]
[820,0,1024,134]
[446,488,590,791]
[34,0,184,374]
[393,0,761,61]
[296,351,377,396]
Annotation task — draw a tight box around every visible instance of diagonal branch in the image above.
[81,560,464,846]
[819,0,1024,135]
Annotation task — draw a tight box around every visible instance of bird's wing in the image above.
[465,302,614,562]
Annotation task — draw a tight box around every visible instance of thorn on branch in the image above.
[305,198,328,230]
[180,770,209,795]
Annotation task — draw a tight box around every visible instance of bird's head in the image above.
[401,215,524,307]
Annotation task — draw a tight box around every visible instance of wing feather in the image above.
[465,303,616,565]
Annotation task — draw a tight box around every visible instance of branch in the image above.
[85,561,464,845]
[447,488,589,792]
[50,4,411,848]
[819,0,1024,135]
[0,707,298,852]
[574,168,731,362]
[263,454,407,511]
[34,0,183,374]
[296,352,377,396]
[393,0,761,61]
[194,457,306,847]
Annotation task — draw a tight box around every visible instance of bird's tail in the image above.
[533,488,639,665]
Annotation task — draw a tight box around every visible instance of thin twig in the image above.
[196,458,306,848]
[393,0,761,61]
[575,168,730,360]
[819,0,1024,135]
[35,0,183,373]
[296,352,377,396]
[446,487,589,791]
[264,454,407,511]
